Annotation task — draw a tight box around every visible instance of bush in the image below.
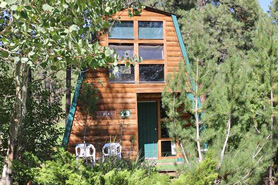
[173,152,218,185]
[32,148,170,185]
[12,148,219,185]
[12,152,41,184]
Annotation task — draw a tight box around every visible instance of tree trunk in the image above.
[195,59,203,162]
[270,79,274,131]
[218,113,231,170]
[179,139,189,164]
[27,68,32,124]
[269,165,274,185]
[1,62,25,184]
[269,77,274,185]
[66,65,71,125]
[15,64,28,159]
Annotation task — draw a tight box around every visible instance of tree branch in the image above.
[218,113,231,170]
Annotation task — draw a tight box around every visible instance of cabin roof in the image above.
[143,6,174,16]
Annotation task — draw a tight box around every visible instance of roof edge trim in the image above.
[171,14,202,109]
[62,70,86,148]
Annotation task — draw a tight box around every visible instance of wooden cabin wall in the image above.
[68,9,183,159]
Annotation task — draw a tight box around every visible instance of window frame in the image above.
[107,20,166,84]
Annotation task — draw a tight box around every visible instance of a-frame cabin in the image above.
[62,6,194,161]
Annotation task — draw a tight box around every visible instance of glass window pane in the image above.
[110,65,134,82]
[160,102,170,138]
[139,21,163,39]
[161,141,176,157]
[109,44,134,59]
[139,45,163,60]
[109,21,134,39]
[161,121,170,138]
[139,64,164,82]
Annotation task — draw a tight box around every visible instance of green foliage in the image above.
[33,149,169,185]
[80,82,99,115]
[270,0,278,23]
[12,152,41,184]
[0,0,143,182]
[162,60,196,160]
[0,0,143,71]
[173,152,218,185]
[0,62,14,172]
[162,1,278,184]
[34,148,95,185]
[0,62,64,183]
[22,79,64,159]
[139,0,197,12]
[179,0,261,64]
[9,78,64,184]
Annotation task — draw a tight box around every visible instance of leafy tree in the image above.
[0,62,14,172]
[0,0,142,183]
[0,70,64,184]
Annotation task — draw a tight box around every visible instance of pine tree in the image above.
[178,0,261,64]
[270,0,278,23]
[161,1,277,184]
[162,11,216,164]
[204,51,265,184]
[248,14,278,185]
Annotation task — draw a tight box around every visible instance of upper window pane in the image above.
[139,21,163,39]
[109,21,134,39]
[109,44,134,59]
[110,65,134,82]
[139,45,163,60]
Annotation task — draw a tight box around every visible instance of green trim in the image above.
[62,70,86,148]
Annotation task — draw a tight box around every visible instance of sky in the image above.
[258,0,272,12]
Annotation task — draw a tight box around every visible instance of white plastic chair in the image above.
[102,143,121,162]
[75,143,96,165]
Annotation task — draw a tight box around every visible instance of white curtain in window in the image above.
[109,45,134,58]
[139,45,163,60]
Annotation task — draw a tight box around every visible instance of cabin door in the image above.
[138,102,158,159]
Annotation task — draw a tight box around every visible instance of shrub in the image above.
[173,152,218,185]
[32,148,170,185]
[12,152,41,184]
